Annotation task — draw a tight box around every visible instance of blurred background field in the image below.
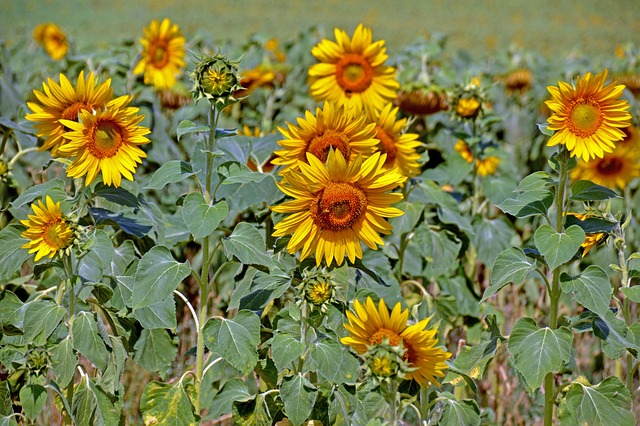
[1,0,639,58]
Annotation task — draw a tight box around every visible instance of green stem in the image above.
[8,146,38,168]
[0,131,9,156]
[62,255,76,422]
[615,224,634,396]
[386,379,399,424]
[544,148,569,426]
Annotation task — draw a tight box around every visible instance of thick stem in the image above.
[62,255,76,422]
[615,224,634,396]
[386,380,399,424]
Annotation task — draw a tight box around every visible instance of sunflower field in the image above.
[1,13,640,426]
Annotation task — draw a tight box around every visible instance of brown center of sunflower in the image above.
[568,100,603,137]
[307,129,351,162]
[310,182,367,231]
[42,220,70,249]
[368,328,417,364]
[60,102,91,130]
[149,41,170,68]
[375,126,397,165]
[596,156,624,175]
[335,53,374,94]
[88,121,123,159]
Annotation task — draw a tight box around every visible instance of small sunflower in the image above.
[368,103,422,178]
[20,196,74,261]
[498,68,533,94]
[546,70,632,161]
[58,96,150,187]
[570,146,640,190]
[395,84,449,116]
[454,140,500,176]
[272,150,405,266]
[341,297,451,387]
[308,24,399,112]
[272,102,378,173]
[26,71,113,157]
[33,23,68,60]
[133,18,186,90]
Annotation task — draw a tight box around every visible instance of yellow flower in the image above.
[567,213,607,257]
[26,71,113,157]
[272,102,378,173]
[455,97,481,119]
[133,18,186,90]
[368,103,422,178]
[59,96,150,187]
[308,24,399,112]
[272,150,405,266]
[341,297,451,387]
[235,65,277,98]
[546,70,632,161]
[305,281,333,306]
[570,146,640,190]
[20,196,74,261]
[33,23,68,60]
[454,140,500,176]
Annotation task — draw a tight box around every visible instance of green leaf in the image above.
[562,377,634,426]
[0,226,30,281]
[218,161,267,184]
[534,224,585,270]
[0,381,12,416]
[0,291,23,324]
[508,317,573,390]
[307,339,360,385]
[203,310,260,375]
[72,312,109,372]
[570,180,620,201]
[10,179,66,209]
[271,333,305,372]
[207,379,252,420]
[232,394,272,425]
[134,329,177,379]
[177,120,210,141]
[413,224,461,278]
[388,201,424,236]
[439,276,480,318]
[222,222,276,269]
[239,269,291,311]
[593,310,640,358]
[437,392,481,426]
[141,380,198,426]
[145,160,196,190]
[98,336,127,396]
[483,248,535,301]
[19,384,47,421]
[181,193,228,239]
[22,300,66,345]
[560,265,612,317]
[620,287,640,303]
[565,214,617,234]
[497,172,554,218]
[89,207,151,237]
[51,336,78,388]
[133,297,177,330]
[93,183,140,207]
[72,377,97,426]
[280,375,318,426]
[438,207,475,236]
[130,246,190,309]
[472,217,516,266]
[537,122,554,136]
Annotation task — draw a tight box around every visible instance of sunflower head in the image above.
[566,213,608,257]
[451,81,486,121]
[20,196,76,261]
[570,144,640,190]
[158,81,192,111]
[190,51,243,109]
[298,268,336,311]
[395,83,449,116]
[546,70,632,161]
[498,68,533,94]
[363,342,415,384]
[341,297,451,387]
[33,23,68,61]
[454,140,500,176]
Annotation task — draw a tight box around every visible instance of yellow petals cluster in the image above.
[20,196,74,261]
[33,23,68,60]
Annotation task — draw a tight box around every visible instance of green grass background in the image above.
[1,0,639,58]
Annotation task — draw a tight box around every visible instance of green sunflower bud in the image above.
[190,51,243,109]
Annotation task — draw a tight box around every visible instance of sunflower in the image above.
[33,23,68,61]
[133,18,186,90]
[58,96,150,187]
[545,70,632,161]
[20,196,74,261]
[272,150,405,266]
[341,297,451,387]
[368,103,422,178]
[272,102,378,173]
[308,24,399,112]
[26,71,113,157]
[566,213,607,257]
[570,145,640,190]
[454,140,500,176]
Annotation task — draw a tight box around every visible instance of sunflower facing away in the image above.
[545,70,632,161]
[58,96,150,187]
[133,18,186,90]
[341,297,451,387]
[368,103,422,178]
[21,196,74,261]
[26,71,113,157]
[272,150,405,266]
[33,23,68,60]
[454,140,500,176]
[272,102,378,173]
[308,24,399,112]
[570,145,640,190]
[567,213,607,257]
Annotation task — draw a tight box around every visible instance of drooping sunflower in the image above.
[341,297,451,387]
[546,70,632,161]
[570,145,640,190]
[308,24,399,112]
[272,150,405,266]
[566,213,607,257]
[454,140,500,176]
[133,18,186,90]
[272,102,378,173]
[368,103,422,178]
[20,196,74,261]
[33,23,68,60]
[26,71,113,157]
[58,96,150,187]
